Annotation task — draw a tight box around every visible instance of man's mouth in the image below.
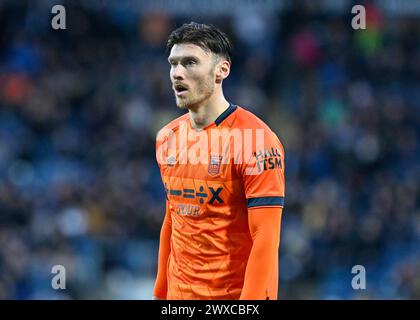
[174,84,188,96]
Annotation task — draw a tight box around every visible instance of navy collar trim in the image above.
[214,103,238,126]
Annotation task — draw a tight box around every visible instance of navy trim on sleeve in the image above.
[247,196,285,208]
[214,102,238,126]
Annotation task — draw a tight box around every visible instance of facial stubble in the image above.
[175,66,216,110]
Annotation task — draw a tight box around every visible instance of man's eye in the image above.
[185,60,196,66]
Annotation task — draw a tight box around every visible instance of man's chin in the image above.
[175,97,191,109]
[176,102,188,110]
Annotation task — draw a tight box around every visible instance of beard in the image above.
[175,72,215,110]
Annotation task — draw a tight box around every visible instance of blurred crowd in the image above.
[0,1,418,299]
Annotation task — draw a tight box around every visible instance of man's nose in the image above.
[171,65,185,80]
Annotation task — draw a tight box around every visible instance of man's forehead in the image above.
[168,43,211,60]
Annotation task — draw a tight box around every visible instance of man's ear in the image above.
[215,60,230,83]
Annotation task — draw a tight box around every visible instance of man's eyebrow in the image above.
[168,56,199,63]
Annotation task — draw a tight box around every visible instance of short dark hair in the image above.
[166,22,233,64]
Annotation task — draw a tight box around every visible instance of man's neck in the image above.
[188,95,230,130]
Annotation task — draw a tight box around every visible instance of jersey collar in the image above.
[214,102,238,126]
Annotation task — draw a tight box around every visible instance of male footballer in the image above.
[154,22,285,300]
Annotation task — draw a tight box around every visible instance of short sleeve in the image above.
[239,128,285,209]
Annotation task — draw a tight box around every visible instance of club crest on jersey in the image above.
[208,155,223,176]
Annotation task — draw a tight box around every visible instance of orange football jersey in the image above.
[156,103,285,299]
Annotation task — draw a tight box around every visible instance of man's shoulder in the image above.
[156,112,189,141]
[234,106,278,135]
[232,106,284,153]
